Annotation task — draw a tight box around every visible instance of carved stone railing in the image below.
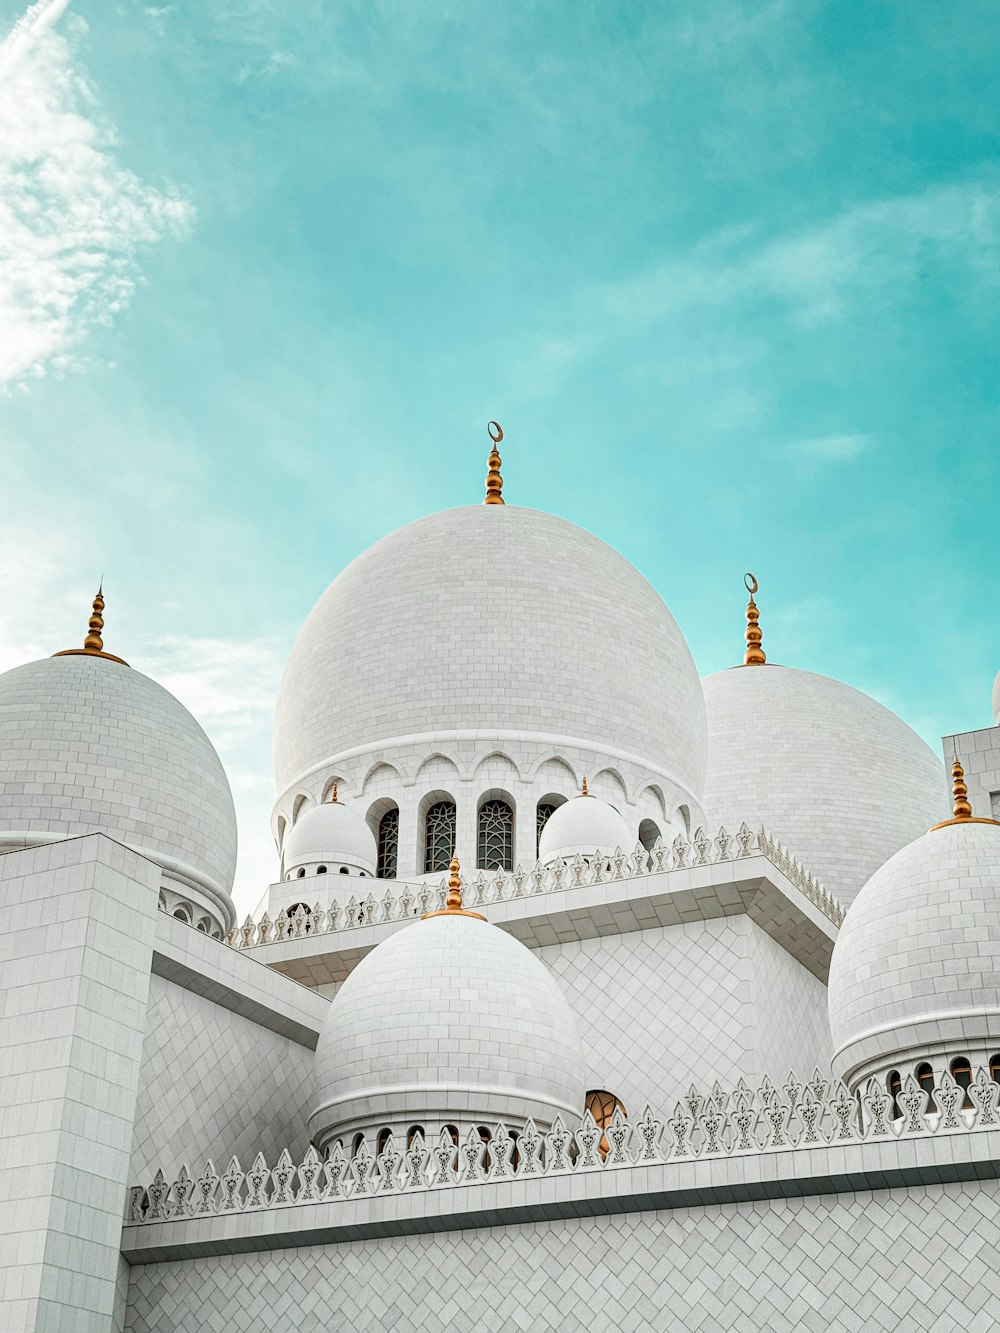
[216,824,845,953]
[125,1064,998,1225]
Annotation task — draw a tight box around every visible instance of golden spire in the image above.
[328,781,339,803]
[743,573,766,666]
[930,752,1000,831]
[84,587,105,652]
[484,421,505,505]
[421,855,486,921]
[446,855,463,910]
[949,754,973,820]
[53,586,128,667]
[581,775,589,797]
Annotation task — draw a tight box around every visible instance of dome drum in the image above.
[309,1088,579,1158]
[275,736,698,883]
[832,1016,1000,1094]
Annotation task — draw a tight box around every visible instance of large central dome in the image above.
[274,504,707,801]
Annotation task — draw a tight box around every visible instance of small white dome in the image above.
[828,819,1000,1090]
[0,654,237,928]
[701,664,945,905]
[309,909,586,1149]
[538,793,632,864]
[284,798,377,875]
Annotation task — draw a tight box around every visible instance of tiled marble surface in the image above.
[124,1174,1000,1333]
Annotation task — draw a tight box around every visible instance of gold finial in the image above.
[484,421,505,505]
[743,573,766,666]
[950,754,973,820]
[446,855,463,910]
[581,775,589,797]
[421,854,486,920]
[929,751,1000,831]
[84,586,104,651]
[329,781,339,803]
[53,585,128,667]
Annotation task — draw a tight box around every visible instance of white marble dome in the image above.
[274,504,707,803]
[828,819,1000,1090]
[538,792,633,863]
[701,665,945,906]
[309,908,587,1150]
[0,654,237,928]
[284,797,377,876]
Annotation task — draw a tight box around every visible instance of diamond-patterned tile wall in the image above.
[537,916,829,1111]
[129,975,315,1182]
[125,1177,1000,1333]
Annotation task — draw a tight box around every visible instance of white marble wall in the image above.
[129,976,316,1183]
[537,915,830,1110]
[0,835,160,1333]
[124,1176,1000,1332]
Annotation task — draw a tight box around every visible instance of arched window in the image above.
[638,819,661,854]
[339,866,350,875]
[585,1089,627,1161]
[887,1070,902,1119]
[285,903,312,934]
[950,1056,973,1109]
[378,808,399,879]
[296,867,306,878]
[406,1125,424,1149]
[317,865,327,875]
[478,799,513,871]
[536,802,558,855]
[376,1128,391,1157]
[916,1062,936,1113]
[424,801,456,874]
[990,1053,1000,1085]
[173,907,190,924]
[351,1133,365,1159]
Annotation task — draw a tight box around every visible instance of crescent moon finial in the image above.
[743,573,765,666]
[484,421,505,504]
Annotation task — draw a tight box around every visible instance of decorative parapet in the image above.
[215,823,845,952]
[125,1064,998,1225]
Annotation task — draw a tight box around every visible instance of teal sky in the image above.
[1,0,997,913]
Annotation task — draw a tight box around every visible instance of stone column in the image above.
[0,835,160,1333]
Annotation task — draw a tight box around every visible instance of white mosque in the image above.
[3,428,1000,1333]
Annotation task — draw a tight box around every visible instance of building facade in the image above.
[3,442,999,1333]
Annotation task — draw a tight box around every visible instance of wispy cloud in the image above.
[507,177,1000,398]
[140,632,285,912]
[0,0,193,389]
[787,433,872,463]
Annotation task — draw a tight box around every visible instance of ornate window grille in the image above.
[585,1088,627,1161]
[424,801,456,875]
[478,799,513,871]
[377,808,399,879]
[536,802,558,855]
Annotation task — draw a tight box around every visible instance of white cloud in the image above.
[507,177,1000,397]
[0,0,193,389]
[787,433,872,463]
[139,632,286,915]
